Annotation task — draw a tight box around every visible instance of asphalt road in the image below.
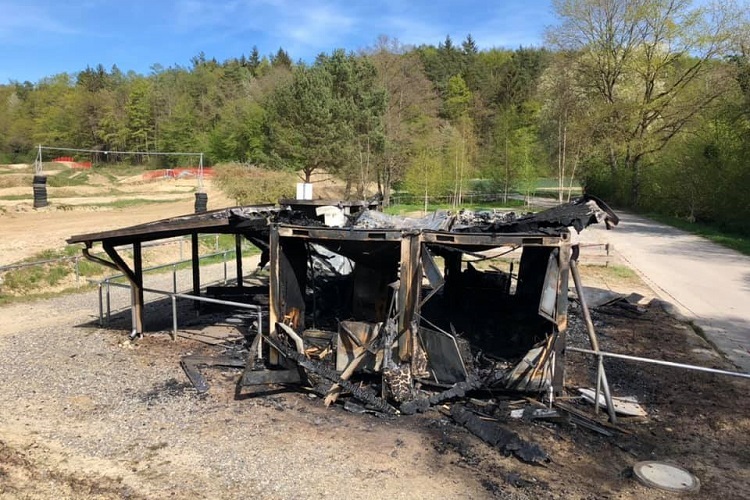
[579,211,750,373]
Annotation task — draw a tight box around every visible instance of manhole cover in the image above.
[633,461,700,493]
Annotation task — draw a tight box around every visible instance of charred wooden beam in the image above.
[450,404,549,464]
[398,231,421,362]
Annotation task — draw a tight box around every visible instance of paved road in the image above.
[580,212,750,373]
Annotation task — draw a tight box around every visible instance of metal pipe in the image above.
[171,295,178,341]
[594,355,603,415]
[98,249,235,282]
[223,251,228,284]
[129,288,138,340]
[105,278,111,326]
[256,309,263,359]
[98,282,103,326]
[101,280,262,311]
[568,347,750,380]
[172,264,177,293]
[570,258,618,424]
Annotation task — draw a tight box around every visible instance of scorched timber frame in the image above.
[67,205,282,337]
[266,223,573,395]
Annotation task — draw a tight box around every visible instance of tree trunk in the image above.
[608,144,619,177]
[567,148,580,202]
[630,159,641,207]
[503,136,509,204]
[383,160,392,207]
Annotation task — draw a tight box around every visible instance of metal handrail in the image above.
[93,248,250,326]
[567,346,750,380]
[102,279,263,358]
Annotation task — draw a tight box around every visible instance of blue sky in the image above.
[0,0,556,83]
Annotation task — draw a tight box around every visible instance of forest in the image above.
[1,0,749,233]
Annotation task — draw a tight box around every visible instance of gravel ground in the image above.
[3,260,747,499]
[0,262,498,499]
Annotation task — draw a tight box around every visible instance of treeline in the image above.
[1,0,749,232]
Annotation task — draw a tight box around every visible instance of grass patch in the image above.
[606,264,637,280]
[46,170,90,187]
[75,198,178,209]
[644,213,750,256]
[0,245,105,297]
[385,198,537,215]
[214,163,296,205]
[0,239,259,302]
[2,262,72,293]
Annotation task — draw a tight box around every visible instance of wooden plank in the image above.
[235,234,243,287]
[398,232,421,361]
[268,225,281,365]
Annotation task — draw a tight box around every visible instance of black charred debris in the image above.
[129,195,619,460]
[194,195,615,460]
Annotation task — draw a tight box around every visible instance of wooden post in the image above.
[552,240,571,394]
[132,241,144,335]
[102,242,143,337]
[268,225,281,365]
[235,234,243,287]
[398,232,422,362]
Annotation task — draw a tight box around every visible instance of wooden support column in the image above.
[235,234,243,287]
[268,225,281,365]
[398,231,422,362]
[132,241,144,335]
[191,232,201,310]
[102,242,144,337]
[552,239,572,394]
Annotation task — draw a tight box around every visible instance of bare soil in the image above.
[0,165,747,498]
[0,175,233,267]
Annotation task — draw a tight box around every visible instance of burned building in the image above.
[69,196,618,415]
[250,196,618,414]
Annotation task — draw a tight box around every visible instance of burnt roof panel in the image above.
[67,205,283,245]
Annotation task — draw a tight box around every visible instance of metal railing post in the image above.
[172,264,177,293]
[97,282,103,326]
[223,251,228,284]
[105,278,111,326]
[257,309,263,359]
[570,258,618,424]
[594,355,603,415]
[171,295,178,341]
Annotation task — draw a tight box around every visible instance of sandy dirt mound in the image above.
[0,179,234,267]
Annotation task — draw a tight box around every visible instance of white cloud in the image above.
[167,0,358,57]
[280,4,355,46]
[0,1,78,40]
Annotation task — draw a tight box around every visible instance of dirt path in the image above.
[0,180,235,267]
[580,212,750,372]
